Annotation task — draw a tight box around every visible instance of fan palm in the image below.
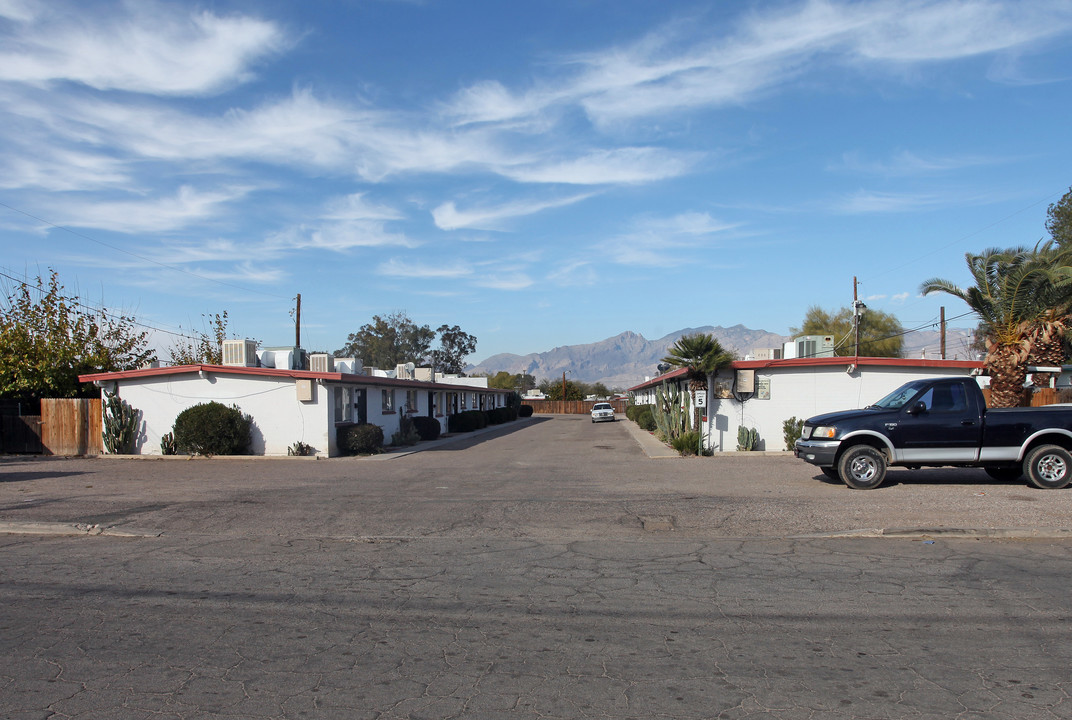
[662,333,735,449]
[920,246,1071,407]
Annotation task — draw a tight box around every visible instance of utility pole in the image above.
[940,306,946,360]
[295,293,301,349]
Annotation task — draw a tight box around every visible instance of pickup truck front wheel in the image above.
[1025,445,1072,490]
[837,445,887,490]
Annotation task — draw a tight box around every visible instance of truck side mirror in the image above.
[906,401,927,416]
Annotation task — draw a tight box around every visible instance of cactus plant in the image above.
[736,425,759,451]
[652,382,692,441]
[102,390,139,454]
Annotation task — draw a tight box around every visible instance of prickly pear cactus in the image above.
[736,425,759,451]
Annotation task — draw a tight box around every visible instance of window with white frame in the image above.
[334,386,352,423]
[405,389,417,414]
[382,388,394,413]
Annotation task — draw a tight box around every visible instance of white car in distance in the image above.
[591,402,616,423]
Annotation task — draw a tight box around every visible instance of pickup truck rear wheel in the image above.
[837,445,887,490]
[1025,445,1072,490]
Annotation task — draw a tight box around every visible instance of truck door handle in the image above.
[962,420,976,426]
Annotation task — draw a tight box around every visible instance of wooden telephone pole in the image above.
[294,293,301,349]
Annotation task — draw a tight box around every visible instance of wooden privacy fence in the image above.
[1,414,43,454]
[981,388,1072,408]
[39,398,102,456]
[523,399,628,415]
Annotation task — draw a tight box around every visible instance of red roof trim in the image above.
[78,364,512,393]
[628,356,983,392]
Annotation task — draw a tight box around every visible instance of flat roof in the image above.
[79,363,512,394]
[628,356,983,392]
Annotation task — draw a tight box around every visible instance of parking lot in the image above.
[3,415,1072,719]
[3,414,1072,541]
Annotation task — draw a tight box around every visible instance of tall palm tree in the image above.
[920,246,1065,407]
[662,333,735,449]
[1022,241,1072,387]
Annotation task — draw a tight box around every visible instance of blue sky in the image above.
[2,0,1071,367]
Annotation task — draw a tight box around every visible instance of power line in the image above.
[0,200,291,301]
[0,267,206,343]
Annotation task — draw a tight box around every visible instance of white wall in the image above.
[706,365,980,452]
[114,373,331,456]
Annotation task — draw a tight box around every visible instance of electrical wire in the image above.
[0,266,205,343]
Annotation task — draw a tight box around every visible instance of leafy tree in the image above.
[1047,185,1072,248]
[791,305,904,358]
[335,311,435,369]
[539,378,584,401]
[486,371,535,393]
[920,246,1071,407]
[0,270,153,400]
[429,324,477,374]
[168,311,231,365]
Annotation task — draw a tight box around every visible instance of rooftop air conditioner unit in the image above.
[335,357,362,374]
[310,353,334,373]
[223,339,258,367]
[795,335,835,359]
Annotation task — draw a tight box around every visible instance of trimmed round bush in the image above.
[448,410,488,433]
[173,402,252,456]
[487,407,518,424]
[635,407,656,432]
[411,415,442,441]
[338,423,384,455]
[518,404,534,418]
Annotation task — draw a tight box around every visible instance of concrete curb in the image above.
[0,521,162,537]
[793,527,1072,540]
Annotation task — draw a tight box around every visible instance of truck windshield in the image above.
[869,380,930,410]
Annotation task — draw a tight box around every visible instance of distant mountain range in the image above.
[467,324,977,390]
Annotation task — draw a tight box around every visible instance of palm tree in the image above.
[1022,242,1072,387]
[661,333,735,449]
[920,246,1067,407]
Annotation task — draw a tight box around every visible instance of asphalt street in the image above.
[2,415,1072,719]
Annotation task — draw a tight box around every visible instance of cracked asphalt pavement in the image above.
[3,415,1072,718]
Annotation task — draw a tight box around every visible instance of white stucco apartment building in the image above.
[630,356,984,452]
[80,353,513,457]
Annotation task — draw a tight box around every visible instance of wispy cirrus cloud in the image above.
[432,193,595,231]
[54,185,253,234]
[444,0,1072,128]
[599,212,739,268]
[833,190,946,214]
[832,150,1006,176]
[0,1,289,95]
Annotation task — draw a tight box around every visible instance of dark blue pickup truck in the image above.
[795,376,1072,489]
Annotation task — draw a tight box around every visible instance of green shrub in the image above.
[672,430,701,456]
[391,415,421,446]
[288,440,314,456]
[339,423,384,455]
[448,410,488,433]
[635,407,656,432]
[411,415,442,441]
[518,404,534,418]
[173,402,252,456]
[487,407,518,424]
[782,417,805,450]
